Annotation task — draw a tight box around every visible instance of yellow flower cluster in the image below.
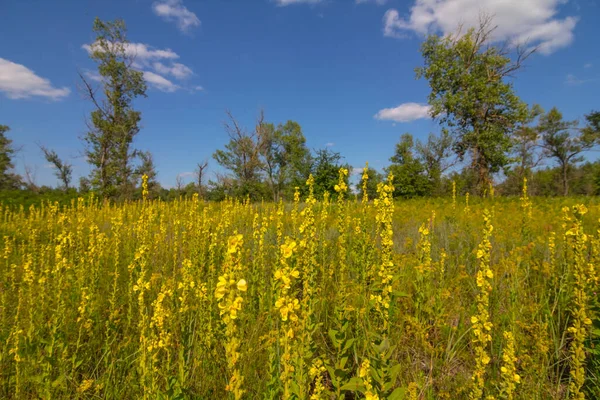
[309,359,327,400]
[372,175,395,328]
[470,209,494,400]
[362,161,370,203]
[359,359,379,400]
[500,331,520,400]
[334,167,348,194]
[215,233,247,400]
[565,205,593,400]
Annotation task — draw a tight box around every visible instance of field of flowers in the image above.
[0,172,599,399]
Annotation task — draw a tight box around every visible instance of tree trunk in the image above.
[563,163,569,196]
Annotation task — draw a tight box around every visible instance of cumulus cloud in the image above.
[0,58,70,100]
[82,42,200,93]
[274,0,324,6]
[374,102,431,122]
[153,62,193,79]
[351,167,365,175]
[152,0,200,32]
[143,71,179,92]
[383,0,578,54]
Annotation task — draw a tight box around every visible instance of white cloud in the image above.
[274,0,324,5]
[143,71,179,92]
[357,0,388,5]
[374,102,431,122]
[325,142,335,147]
[82,42,200,94]
[0,58,70,100]
[565,73,596,86]
[82,42,179,65]
[193,85,204,91]
[383,0,578,54]
[153,62,193,79]
[584,63,592,69]
[83,69,102,82]
[152,0,200,32]
[351,167,364,175]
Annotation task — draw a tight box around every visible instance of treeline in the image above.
[0,17,598,203]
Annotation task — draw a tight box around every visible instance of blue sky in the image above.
[0,0,599,188]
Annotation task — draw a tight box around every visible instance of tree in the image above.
[195,160,209,197]
[259,120,312,201]
[40,146,73,190]
[500,105,544,195]
[538,107,600,196]
[80,18,147,199]
[356,166,383,200]
[584,110,600,135]
[512,105,544,179]
[0,125,22,190]
[416,16,530,193]
[213,110,266,199]
[386,133,431,198]
[415,130,454,195]
[311,148,349,198]
[79,177,91,193]
[133,150,159,197]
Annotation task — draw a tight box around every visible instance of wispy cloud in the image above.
[584,63,592,69]
[0,58,70,100]
[274,0,324,6]
[374,102,431,122]
[82,42,179,65]
[82,69,102,83]
[383,0,578,55]
[153,62,193,79]
[356,0,388,5]
[325,142,335,147]
[152,0,200,33]
[565,73,596,86]
[351,167,364,175]
[82,42,200,93]
[143,71,179,92]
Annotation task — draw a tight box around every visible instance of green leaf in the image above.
[340,377,366,392]
[328,329,340,347]
[388,387,408,400]
[338,356,349,370]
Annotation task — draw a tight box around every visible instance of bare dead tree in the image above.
[195,160,209,196]
[175,174,184,193]
[23,164,38,192]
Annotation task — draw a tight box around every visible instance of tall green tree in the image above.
[133,150,159,197]
[39,145,73,191]
[213,111,266,199]
[259,120,312,201]
[0,125,22,190]
[538,107,600,196]
[416,17,529,193]
[386,133,431,198]
[311,148,349,198]
[356,166,383,200]
[81,18,147,199]
[415,130,454,195]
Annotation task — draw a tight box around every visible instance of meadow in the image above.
[0,173,599,399]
